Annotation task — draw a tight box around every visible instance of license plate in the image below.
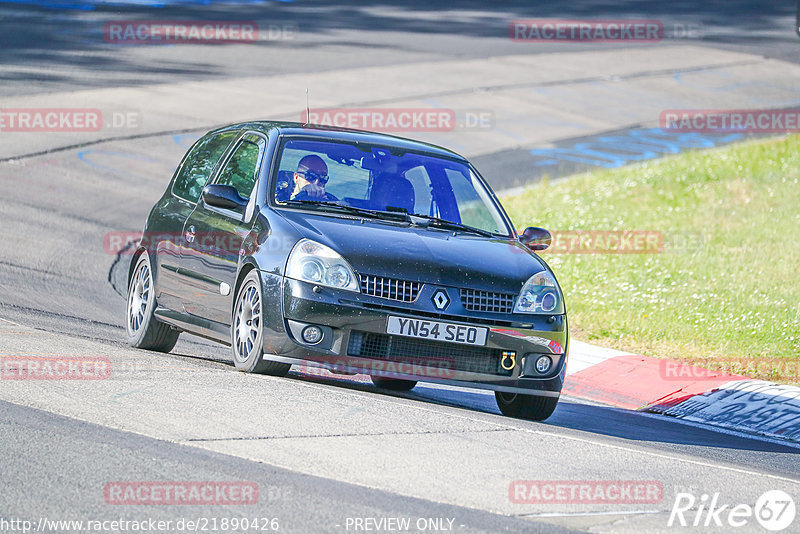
[386,316,487,346]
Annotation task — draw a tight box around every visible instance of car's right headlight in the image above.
[513,271,564,314]
[286,238,360,292]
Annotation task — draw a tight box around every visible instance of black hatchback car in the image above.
[126,121,568,421]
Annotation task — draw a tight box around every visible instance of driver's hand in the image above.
[302,181,326,199]
[292,173,328,200]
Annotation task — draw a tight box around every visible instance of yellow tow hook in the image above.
[500,351,516,371]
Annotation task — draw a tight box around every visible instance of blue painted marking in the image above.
[77,149,157,176]
[595,137,672,157]
[530,128,743,168]
[173,133,199,149]
[531,146,627,168]
[534,159,559,166]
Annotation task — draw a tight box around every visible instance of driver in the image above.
[290,154,338,201]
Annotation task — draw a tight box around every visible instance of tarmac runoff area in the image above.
[2,316,800,532]
[3,44,800,191]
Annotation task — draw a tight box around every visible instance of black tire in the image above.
[371,376,417,391]
[126,251,180,352]
[231,271,291,376]
[495,391,558,421]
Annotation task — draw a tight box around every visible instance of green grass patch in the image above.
[501,135,800,384]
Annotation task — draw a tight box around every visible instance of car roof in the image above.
[209,121,467,161]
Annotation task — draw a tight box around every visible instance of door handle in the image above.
[185,225,196,243]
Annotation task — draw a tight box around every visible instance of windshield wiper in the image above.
[281,200,410,222]
[408,214,496,238]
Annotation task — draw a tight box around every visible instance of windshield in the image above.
[273,138,512,236]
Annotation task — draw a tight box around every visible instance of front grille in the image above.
[460,289,516,313]
[347,331,510,376]
[359,274,421,303]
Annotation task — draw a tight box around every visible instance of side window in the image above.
[216,135,265,200]
[445,168,504,234]
[172,131,237,202]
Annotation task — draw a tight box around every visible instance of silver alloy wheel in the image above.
[234,281,261,363]
[127,259,151,335]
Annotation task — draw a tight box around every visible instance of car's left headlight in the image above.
[513,271,564,314]
[286,238,360,292]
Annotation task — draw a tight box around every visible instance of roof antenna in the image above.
[303,87,310,125]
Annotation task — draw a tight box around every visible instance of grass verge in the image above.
[501,135,800,384]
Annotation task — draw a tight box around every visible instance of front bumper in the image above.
[260,273,568,397]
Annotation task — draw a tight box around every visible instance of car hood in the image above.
[276,210,547,292]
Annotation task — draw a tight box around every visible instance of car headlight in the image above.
[286,239,360,292]
[513,271,564,314]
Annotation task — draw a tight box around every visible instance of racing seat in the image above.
[371,173,416,213]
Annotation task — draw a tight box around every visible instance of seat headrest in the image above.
[372,173,415,213]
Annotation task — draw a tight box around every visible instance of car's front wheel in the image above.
[231,271,291,376]
[371,376,417,391]
[126,251,180,352]
[495,391,558,421]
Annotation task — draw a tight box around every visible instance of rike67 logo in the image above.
[669,490,796,531]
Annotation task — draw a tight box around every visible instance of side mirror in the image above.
[519,226,551,251]
[202,184,248,210]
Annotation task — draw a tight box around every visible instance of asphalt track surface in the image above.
[1,2,800,533]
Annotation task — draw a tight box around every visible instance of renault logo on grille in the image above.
[431,289,450,310]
